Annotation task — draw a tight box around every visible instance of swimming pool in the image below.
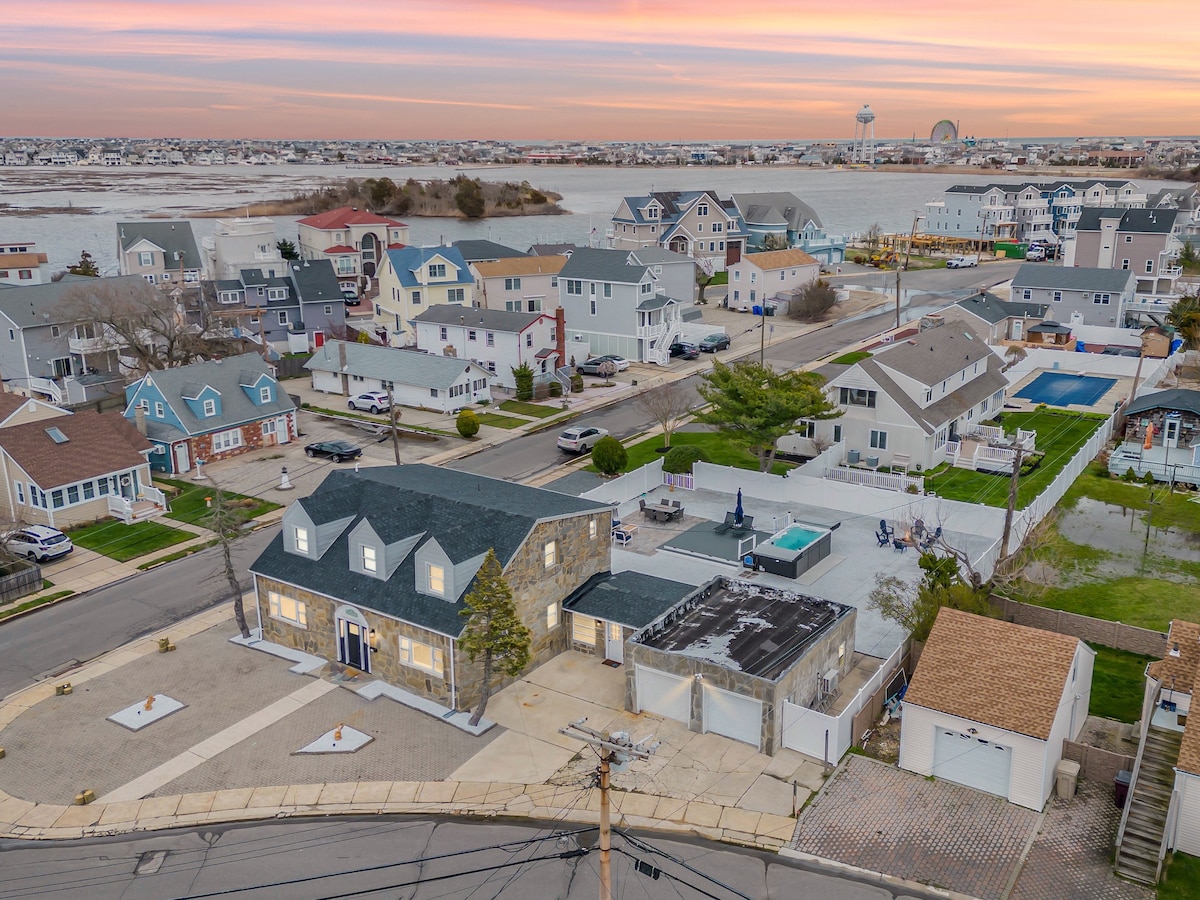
[750,523,832,578]
[1015,371,1118,408]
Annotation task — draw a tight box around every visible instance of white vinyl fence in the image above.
[581,458,664,506]
[824,466,925,493]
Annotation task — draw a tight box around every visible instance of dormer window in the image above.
[293,526,310,555]
[429,263,446,278]
[544,540,557,568]
[361,544,377,574]
[259,386,272,403]
[203,398,216,416]
[427,563,445,596]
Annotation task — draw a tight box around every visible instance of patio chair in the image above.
[919,526,943,551]
[671,500,681,509]
[876,530,890,548]
[668,506,685,521]
[714,511,737,534]
[639,498,655,521]
[612,527,634,547]
[735,515,755,532]
[880,518,894,538]
[892,539,907,553]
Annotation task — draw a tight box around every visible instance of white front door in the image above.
[932,728,1013,799]
[605,622,623,664]
[277,415,291,444]
[173,442,190,474]
[1011,320,1023,340]
[1165,418,1181,449]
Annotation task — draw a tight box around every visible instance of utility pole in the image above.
[386,383,401,464]
[895,212,921,330]
[559,719,658,900]
[999,444,1026,559]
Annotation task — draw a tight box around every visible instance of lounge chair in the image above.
[714,511,737,534]
[734,515,754,532]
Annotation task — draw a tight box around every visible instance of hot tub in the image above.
[749,523,832,578]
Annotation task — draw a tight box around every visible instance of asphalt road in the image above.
[0,816,937,899]
[450,262,1020,483]
[0,525,278,700]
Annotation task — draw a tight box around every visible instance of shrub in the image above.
[455,409,480,438]
[548,381,563,397]
[591,436,627,476]
[1123,467,1138,482]
[512,362,534,401]
[570,373,584,393]
[1143,470,1157,485]
[662,445,707,474]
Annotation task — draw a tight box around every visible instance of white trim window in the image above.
[398,636,444,676]
[138,251,154,267]
[293,526,310,554]
[427,563,445,596]
[268,590,307,627]
[544,540,557,568]
[13,481,24,505]
[546,603,559,628]
[361,544,377,574]
[259,386,272,403]
[202,398,217,417]
[211,428,243,452]
[869,429,888,450]
[589,518,597,540]
[262,419,277,437]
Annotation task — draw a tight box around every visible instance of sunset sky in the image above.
[6,1,1198,141]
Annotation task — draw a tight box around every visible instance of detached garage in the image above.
[898,608,1094,811]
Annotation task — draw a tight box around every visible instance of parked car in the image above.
[557,425,609,454]
[669,341,699,360]
[698,333,731,352]
[1025,246,1047,262]
[347,391,391,413]
[6,525,73,563]
[342,289,361,306]
[304,440,363,462]
[946,255,979,269]
[577,356,628,375]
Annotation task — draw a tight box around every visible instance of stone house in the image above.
[247,465,614,711]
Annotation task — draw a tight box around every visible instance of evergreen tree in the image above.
[459,550,531,726]
[68,250,100,277]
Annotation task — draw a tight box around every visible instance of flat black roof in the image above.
[634,578,851,681]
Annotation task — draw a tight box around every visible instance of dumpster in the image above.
[1055,759,1080,800]
[1114,769,1132,808]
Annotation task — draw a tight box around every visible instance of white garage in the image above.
[635,667,692,724]
[703,685,762,749]
[931,728,1012,798]
[898,608,1094,811]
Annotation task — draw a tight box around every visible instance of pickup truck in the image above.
[946,255,979,269]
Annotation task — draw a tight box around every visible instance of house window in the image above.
[832,424,842,443]
[565,280,582,295]
[262,419,277,436]
[589,299,597,316]
[323,304,332,316]
[82,481,94,500]
[448,288,465,303]
[268,288,287,301]
[1093,293,1110,305]
[97,479,108,496]
[924,389,933,403]
[697,223,705,233]
[398,637,444,676]
[203,398,216,416]
[505,300,520,312]
[138,251,154,267]
[525,333,533,347]
[603,283,612,298]
[439,326,448,341]
[467,330,477,342]
[1125,235,1134,243]
[259,386,272,402]
[486,332,495,347]
[430,388,439,398]
[838,388,876,408]
[1022,289,1032,300]
[544,540,557,568]
[6,329,12,341]
[50,325,60,338]
[697,203,709,216]
[277,311,288,325]
[527,298,542,312]
[547,603,559,628]
[572,614,596,645]
[144,275,156,284]
[1146,260,1155,274]
[1052,291,1062,302]
[1121,259,1130,270]
[505,277,521,290]
[429,264,446,278]
[268,591,307,627]
[411,290,421,305]
[361,544,377,574]
[427,563,445,596]
[19,269,32,280]
[154,401,164,417]
[870,430,888,450]
[211,428,243,452]
[589,518,597,540]
[13,482,23,504]
[51,489,64,509]
[795,420,815,438]
[733,270,741,282]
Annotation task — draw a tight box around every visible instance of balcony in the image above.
[68,335,110,354]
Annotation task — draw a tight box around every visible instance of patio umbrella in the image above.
[734,488,744,526]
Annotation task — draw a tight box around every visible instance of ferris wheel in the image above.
[930,120,958,143]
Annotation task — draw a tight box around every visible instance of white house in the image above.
[727,249,819,311]
[413,306,559,391]
[304,340,491,414]
[899,608,1094,811]
[814,324,1007,472]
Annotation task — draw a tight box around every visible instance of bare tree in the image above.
[788,279,839,321]
[56,279,239,374]
[202,478,253,639]
[634,382,694,449]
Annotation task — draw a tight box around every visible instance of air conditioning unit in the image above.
[821,668,840,695]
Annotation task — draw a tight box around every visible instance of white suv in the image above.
[347,391,391,414]
[557,425,609,454]
[7,526,73,563]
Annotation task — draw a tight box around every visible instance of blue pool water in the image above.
[770,525,825,552]
[1015,371,1118,408]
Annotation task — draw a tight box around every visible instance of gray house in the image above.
[626,247,697,308]
[0,275,137,404]
[1009,265,1136,328]
[211,259,347,350]
[117,221,204,287]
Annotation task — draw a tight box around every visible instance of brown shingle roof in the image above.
[0,252,48,267]
[743,248,819,270]
[0,411,152,490]
[0,393,28,424]
[905,608,1082,741]
[473,256,568,278]
[1148,621,1200,775]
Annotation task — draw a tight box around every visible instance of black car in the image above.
[304,440,363,463]
[669,341,699,360]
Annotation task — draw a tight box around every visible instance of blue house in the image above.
[123,352,297,474]
[731,192,846,264]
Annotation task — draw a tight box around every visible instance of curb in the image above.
[778,847,983,900]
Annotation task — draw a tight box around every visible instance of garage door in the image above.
[932,728,1013,798]
[636,667,691,724]
[702,685,762,749]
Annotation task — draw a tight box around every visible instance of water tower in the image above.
[853,104,876,163]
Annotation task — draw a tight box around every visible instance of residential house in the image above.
[625,247,697,309]
[247,465,614,710]
[116,221,204,287]
[0,405,166,528]
[558,248,683,366]
[608,190,749,271]
[304,340,492,413]
[373,246,474,347]
[451,240,527,266]
[471,255,567,313]
[210,259,347,351]
[727,249,819,311]
[899,608,1094,811]
[123,352,297,475]
[1115,620,1200,882]
[527,243,578,258]
[946,293,1050,344]
[412,306,559,391]
[1009,264,1136,327]
[202,217,290,281]
[731,191,846,263]
[0,241,51,286]
[0,275,136,405]
[295,207,410,283]
[1109,389,1200,486]
[1149,185,1200,238]
[1068,207,1184,316]
[815,323,1007,471]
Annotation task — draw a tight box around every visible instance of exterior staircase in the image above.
[952,438,982,470]
[1115,724,1182,885]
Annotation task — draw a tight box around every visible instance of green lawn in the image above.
[708,271,729,286]
[1064,461,1200,533]
[1089,645,1154,723]
[828,351,872,366]
[590,431,794,477]
[1027,576,1194,632]
[1161,853,1200,899]
[923,410,1106,508]
[156,479,281,527]
[499,400,559,419]
[474,413,526,430]
[67,520,192,562]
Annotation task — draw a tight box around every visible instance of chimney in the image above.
[555,306,566,367]
[134,406,147,436]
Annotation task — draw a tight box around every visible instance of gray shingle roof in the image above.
[564,571,696,629]
[872,326,994,387]
[731,192,823,230]
[0,275,147,328]
[1075,207,1179,234]
[305,341,490,390]
[451,240,527,263]
[1124,389,1200,419]
[249,465,612,636]
[1010,265,1136,293]
[412,305,543,333]
[117,221,202,269]
[560,248,648,284]
[954,292,1048,325]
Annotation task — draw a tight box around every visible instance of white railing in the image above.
[944,440,960,459]
[977,446,1017,467]
[823,466,925,494]
[107,495,135,524]
[1016,429,1036,451]
[27,377,63,405]
[581,458,665,506]
[140,485,168,509]
[967,423,1004,442]
[662,472,694,491]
